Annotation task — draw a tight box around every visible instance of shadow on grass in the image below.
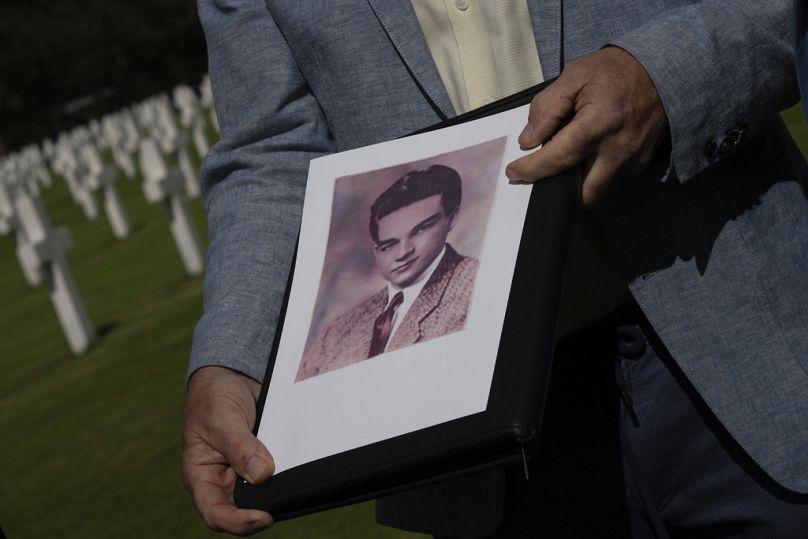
[97,321,119,340]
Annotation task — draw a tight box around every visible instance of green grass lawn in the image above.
[0,149,425,538]
[1,106,806,538]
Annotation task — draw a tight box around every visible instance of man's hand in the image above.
[505,46,669,206]
[182,366,275,536]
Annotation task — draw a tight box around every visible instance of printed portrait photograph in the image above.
[295,137,507,382]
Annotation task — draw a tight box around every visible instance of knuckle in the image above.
[528,95,546,121]
[556,153,581,172]
[227,439,257,471]
[560,62,579,79]
[543,105,567,126]
[566,55,587,69]
[556,135,587,166]
[615,138,642,162]
[561,153,581,170]
[583,107,616,134]
[580,100,619,132]
[531,90,564,116]
[226,438,248,464]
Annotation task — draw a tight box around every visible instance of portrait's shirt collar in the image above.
[384,244,447,345]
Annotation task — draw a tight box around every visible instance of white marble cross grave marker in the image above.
[102,115,136,179]
[176,132,200,199]
[53,144,99,220]
[0,174,14,236]
[81,144,131,239]
[139,138,205,276]
[0,170,44,287]
[173,85,210,158]
[13,191,95,354]
[150,98,201,199]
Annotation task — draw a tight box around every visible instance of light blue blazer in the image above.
[192,0,807,532]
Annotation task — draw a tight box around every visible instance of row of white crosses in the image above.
[0,158,95,354]
[1,145,52,199]
[50,128,131,240]
[134,93,201,198]
[174,84,211,159]
[139,138,205,276]
[0,75,219,355]
[101,110,140,179]
[133,94,206,275]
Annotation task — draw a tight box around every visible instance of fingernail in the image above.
[245,456,268,484]
[249,520,270,532]
[505,166,524,182]
[519,123,533,141]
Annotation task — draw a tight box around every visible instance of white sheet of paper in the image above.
[259,105,534,474]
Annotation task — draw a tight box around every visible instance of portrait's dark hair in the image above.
[369,164,462,243]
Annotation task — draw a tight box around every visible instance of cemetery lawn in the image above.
[0,162,425,538]
[1,105,806,539]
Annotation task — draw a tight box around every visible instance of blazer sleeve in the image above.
[188,0,335,382]
[608,0,799,183]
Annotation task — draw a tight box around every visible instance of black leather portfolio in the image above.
[235,80,579,520]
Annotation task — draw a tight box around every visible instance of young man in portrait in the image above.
[297,164,479,381]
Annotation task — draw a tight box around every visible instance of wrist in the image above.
[187,365,262,401]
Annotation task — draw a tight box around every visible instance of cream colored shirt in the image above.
[411,0,630,334]
[411,0,543,113]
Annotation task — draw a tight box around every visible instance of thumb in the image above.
[238,447,275,486]
[215,418,275,486]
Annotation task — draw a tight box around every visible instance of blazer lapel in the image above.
[388,278,444,349]
[526,0,564,79]
[366,0,456,118]
[387,247,461,349]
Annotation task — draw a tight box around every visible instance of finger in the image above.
[519,82,576,149]
[507,112,600,183]
[191,466,274,535]
[580,150,620,208]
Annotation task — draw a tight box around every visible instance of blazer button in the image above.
[717,123,749,158]
[717,137,733,158]
[726,123,749,147]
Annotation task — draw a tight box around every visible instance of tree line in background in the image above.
[0,0,208,154]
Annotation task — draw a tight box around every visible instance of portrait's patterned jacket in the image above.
[296,244,478,381]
